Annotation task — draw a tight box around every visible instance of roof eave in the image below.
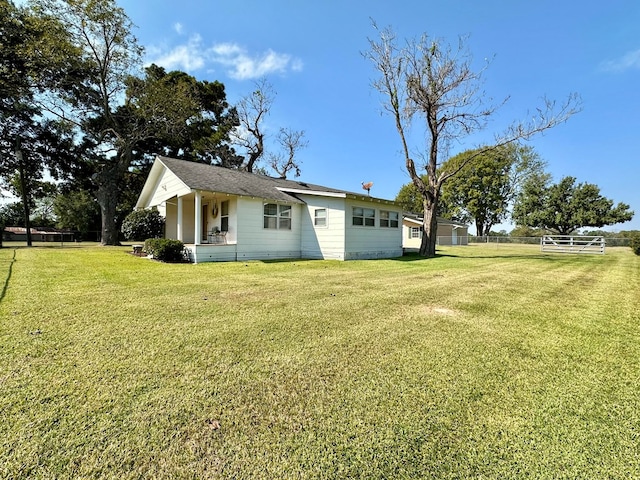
[277,187,347,198]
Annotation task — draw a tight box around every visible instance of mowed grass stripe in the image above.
[1,245,638,479]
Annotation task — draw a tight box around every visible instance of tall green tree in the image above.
[53,189,101,240]
[365,24,580,257]
[513,176,634,234]
[440,144,544,236]
[34,1,238,245]
[121,65,240,230]
[126,64,239,168]
[395,174,457,220]
[0,0,79,246]
[0,201,24,227]
[32,0,144,245]
[395,175,428,213]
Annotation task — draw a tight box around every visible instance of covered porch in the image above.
[161,190,237,247]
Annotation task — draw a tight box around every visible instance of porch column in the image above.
[194,191,202,245]
[177,196,183,241]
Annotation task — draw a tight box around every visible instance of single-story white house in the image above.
[135,156,404,263]
[402,214,469,250]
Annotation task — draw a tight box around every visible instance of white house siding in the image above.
[186,244,238,263]
[344,200,403,260]
[402,220,469,249]
[164,202,176,239]
[402,221,422,250]
[235,197,302,260]
[177,197,196,244]
[298,195,346,260]
[402,224,422,249]
[148,167,190,207]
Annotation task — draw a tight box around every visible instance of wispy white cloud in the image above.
[147,34,205,71]
[210,43,300,80]
[600,49,640,73]
[146,33,303,79]
[173,23,184,35]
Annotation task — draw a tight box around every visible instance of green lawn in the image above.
[1,244,639,479]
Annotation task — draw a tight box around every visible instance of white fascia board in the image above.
[135,156,192,209]
[157,156,191,191]
[403,217,424,225]
[345,194,399,206]
[277,187,346,198]
[135,162,163,209]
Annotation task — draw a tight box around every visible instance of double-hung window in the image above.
[410,227,422,238]
[314,208,327,227]
[220,200,229,232]
[352,207,375,227]
[380,210,399,228]
[264,203,291,230]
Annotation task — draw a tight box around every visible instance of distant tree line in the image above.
[395,144,634,237]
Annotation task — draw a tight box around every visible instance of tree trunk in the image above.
[18,160,33,247]
[96,153,130,246]
[244,138,263,173]
[419,198,439,257]
[97,184,120,245]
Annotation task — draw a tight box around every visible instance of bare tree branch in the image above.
[230,77,274,173]
[364,22,581,257]
[269,128,308,179]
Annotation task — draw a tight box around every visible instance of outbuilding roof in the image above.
[403,213,468,228]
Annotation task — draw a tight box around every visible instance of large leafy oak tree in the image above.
[440,144,544,236]
[513,175,634,234]
[31,0,144,245]
[33,0,238,245]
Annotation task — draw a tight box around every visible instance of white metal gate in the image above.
[540,235,605,254]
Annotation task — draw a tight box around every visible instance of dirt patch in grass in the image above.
[420,305,458,316]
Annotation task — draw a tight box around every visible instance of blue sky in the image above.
[126,0,640,233]
[11,0,640,233]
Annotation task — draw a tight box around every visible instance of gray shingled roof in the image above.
[158,156,387,204]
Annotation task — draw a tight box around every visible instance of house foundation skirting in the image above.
[184,244,403,263]
[184,244,238,263]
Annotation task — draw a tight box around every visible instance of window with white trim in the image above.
[380,210,399,228]
[220,200,229,232]
[352,207,375,226]
[264,203,291,230]
[314,208,327,227]
[410,227,422,238]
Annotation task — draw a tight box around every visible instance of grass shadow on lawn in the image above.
[397,251,550,261]
[0,248,16,302]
